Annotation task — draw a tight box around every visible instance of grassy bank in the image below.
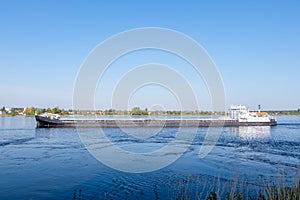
[71,175,300,200]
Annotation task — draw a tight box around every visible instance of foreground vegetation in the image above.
[167,175,300,200]
[72,178,299,200]
[206,182,300,200]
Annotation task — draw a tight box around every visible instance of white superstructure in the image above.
[40,113,60,120]
[229,105,272,122]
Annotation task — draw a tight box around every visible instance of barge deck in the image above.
[35,115,277,128]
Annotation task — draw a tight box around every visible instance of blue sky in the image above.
[0,1,299,110]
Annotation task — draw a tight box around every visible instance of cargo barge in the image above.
[35,105,277,128]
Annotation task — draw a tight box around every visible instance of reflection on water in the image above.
[35,127,71,139]
[230,126,271,139]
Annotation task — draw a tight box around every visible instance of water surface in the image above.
[0,116,299,199]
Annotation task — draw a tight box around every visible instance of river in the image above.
[0,116,299,199]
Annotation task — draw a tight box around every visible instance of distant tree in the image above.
[61,109,69,115]
[131,107,148,115]
[105,109,116,115]
[24,107,35,116]
[50,106,61,114]
[35,108,42,115]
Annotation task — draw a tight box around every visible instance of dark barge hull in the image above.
[35,116,277,128]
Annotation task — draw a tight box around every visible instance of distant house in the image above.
[11,108,25,115]
[0,110,6,115]
[5,107,11,114]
